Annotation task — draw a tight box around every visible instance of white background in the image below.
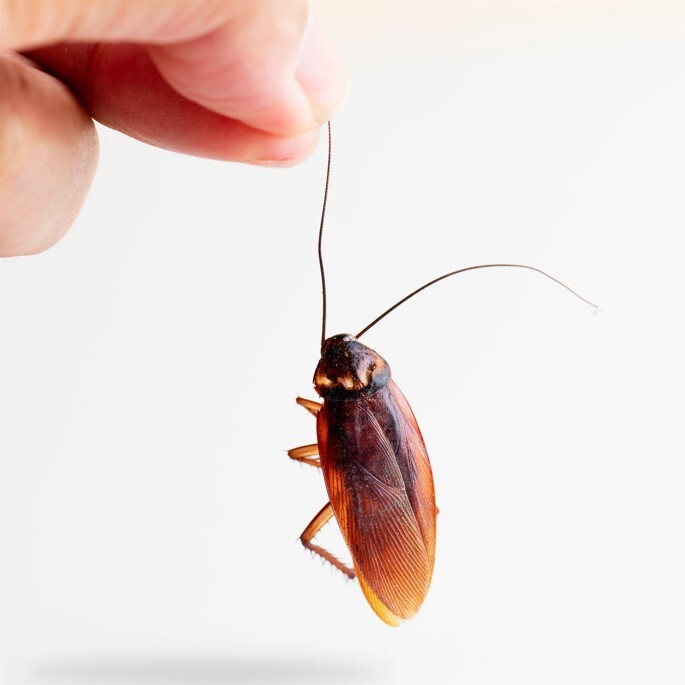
[3,3,685,684]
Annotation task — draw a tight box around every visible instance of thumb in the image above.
[1,0,347,137]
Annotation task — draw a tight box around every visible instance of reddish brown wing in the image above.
[317,380,437,625]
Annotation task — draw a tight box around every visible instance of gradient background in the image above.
[3,3,685,684]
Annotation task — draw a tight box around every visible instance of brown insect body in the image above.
[314,334,437,625]
[288,123,596,627]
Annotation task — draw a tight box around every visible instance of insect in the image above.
[288,123,597,626]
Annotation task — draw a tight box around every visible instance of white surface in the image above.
[3,3,685,684]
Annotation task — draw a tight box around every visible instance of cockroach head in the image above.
[314,334,391,400]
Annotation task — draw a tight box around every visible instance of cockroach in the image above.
[288,123,596,626]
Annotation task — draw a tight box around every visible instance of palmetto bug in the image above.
[288,123,596,626]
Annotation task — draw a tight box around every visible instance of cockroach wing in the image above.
[317,380,437,626]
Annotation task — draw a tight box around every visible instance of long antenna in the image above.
[318,122,332,347]
[355,263,598,339]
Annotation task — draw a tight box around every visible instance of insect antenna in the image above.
[355,263,598,339]
[318,121,333,348]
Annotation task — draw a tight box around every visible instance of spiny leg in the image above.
[296,397,322,416]
[301,502,355,580]
[288,443,321,468]
[292,397,351,574]
[288,397,323,467]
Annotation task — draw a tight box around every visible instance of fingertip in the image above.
[295,11,348,126]
[148,5,346,138]
[248,126,321,167]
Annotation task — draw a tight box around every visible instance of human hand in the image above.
[0,0,347,256]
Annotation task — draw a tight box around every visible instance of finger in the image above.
[25,43,319,165]
[0,54,97,256]
[1,0,347,137]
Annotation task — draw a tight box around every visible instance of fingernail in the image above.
[251,128,320,167]
[295,11,348,124]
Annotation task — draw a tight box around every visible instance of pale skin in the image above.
[0,0,347,256]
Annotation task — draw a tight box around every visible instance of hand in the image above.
[0,0,347,256]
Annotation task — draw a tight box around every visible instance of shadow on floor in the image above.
[31,653,385,685]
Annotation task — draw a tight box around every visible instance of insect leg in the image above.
[301,502,355,580]
[288,443,321,468]
[288,398,322,466]
[295,397,322,416]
